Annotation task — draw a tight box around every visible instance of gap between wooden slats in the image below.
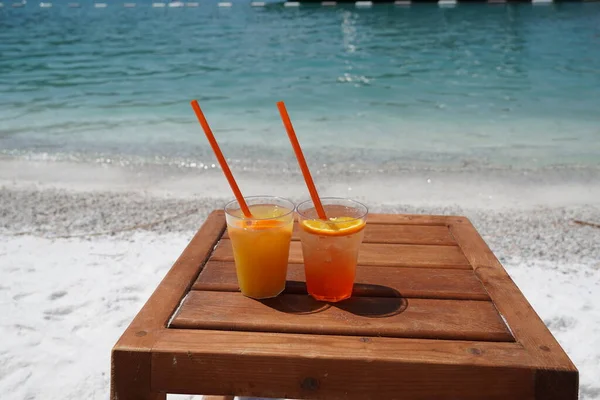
[193,261,489,301]
[170,291,513,342]
[222,223,457,246]
[211,239,471,269]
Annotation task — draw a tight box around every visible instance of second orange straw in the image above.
[277,101,327,220]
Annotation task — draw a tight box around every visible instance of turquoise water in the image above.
[1,2,599,171]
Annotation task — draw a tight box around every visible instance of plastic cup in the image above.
[224,196,294,299]
[296,197,368,302]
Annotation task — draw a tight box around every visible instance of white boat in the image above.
[438,0,456,6]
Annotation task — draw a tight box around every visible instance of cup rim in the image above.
[296,197,368,221]
[224,195,295,221]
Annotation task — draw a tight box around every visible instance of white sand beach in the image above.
[1,158,599,399]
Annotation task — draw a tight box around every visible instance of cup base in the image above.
[309,292,351,303]
[241,287,285,300]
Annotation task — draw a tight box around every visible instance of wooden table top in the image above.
[111,211,578,400]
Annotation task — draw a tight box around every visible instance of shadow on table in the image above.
[258,282,407,318]
[337,284,408,318]
[258,293,332,314]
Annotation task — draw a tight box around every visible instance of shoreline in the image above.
[2,156,600,209]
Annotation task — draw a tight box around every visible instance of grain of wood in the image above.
[111,350,165,400]
[535,369,579,400]
[366,213,457,225]
[223,222,457,245]
[151,330,535,400]
[171,291,512,342]
[193,260,490,300]
[449,218,578,398]
[211,239,470,268]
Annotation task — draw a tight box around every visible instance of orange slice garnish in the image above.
[300,216,365,237]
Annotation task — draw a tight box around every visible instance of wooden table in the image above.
[110,211,578,400]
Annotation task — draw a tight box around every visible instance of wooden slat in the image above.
[171,291,512,342]
[367,213,454,225]
[152,330,536,400]
[193,260,490,300]
[156,330,532,369]
[223,223,457,245]
[211,239,470,268]
[359,223,455,244]
[449,218,578,397]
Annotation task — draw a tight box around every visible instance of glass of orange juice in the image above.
[297,197,368,302]
[224,196,295,299]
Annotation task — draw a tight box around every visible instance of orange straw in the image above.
[277,101,327,220]
[190,100,252,218]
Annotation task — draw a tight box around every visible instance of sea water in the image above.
[1,2,599,172]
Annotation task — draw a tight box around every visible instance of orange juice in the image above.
[297,198,368,302]
[225,199,294,299]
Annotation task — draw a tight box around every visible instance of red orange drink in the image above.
[297,198,368,302]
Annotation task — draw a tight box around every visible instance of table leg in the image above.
[111,349,166,400]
